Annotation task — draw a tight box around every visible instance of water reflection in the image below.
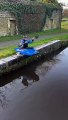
[0,70,37,108]
[22,76,29,86]
[0,47,64,87]
[0,47,66,109]
[21,66,39,86]
[0,66,39,87]
[0,64,39,108]
[21,70,39,87]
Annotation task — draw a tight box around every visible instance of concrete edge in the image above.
[0,40,68,75]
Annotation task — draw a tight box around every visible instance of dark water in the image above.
[0,47,68,120]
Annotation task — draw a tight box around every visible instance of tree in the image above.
[63,9,68,18]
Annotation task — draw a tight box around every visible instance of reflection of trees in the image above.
[19,68,39,87]
[36,47,65,76]
[36,57,60,76]
[22,74,39,86]
[0,63,39,108]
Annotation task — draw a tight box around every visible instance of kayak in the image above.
[15,47,39,56]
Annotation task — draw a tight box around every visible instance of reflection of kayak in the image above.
[15,47,39,56]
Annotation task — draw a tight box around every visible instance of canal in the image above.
[0,47,68,120]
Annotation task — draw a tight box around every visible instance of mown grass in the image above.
[0,28,68,42]
[0,33,68,59]
[0,46,16,58]
[30,34,68,47]
[61,19,68,29]
[29,28,68,37]
[62,18,68,21]
[61,22,68,29]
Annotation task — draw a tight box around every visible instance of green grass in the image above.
[61,22,68,29]
[62,18,68,21]
[0,33,68,59]
[30,34,68,47]
[29,28,68,37]
[0,35,23,42]
[0,46,16,58]
[0,28,68,42]
[61,18,68,29]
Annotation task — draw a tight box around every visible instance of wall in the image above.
[17,6,62,33]
[21,13,45,33]
[0,11,17,36]
[17,4,45,33]
[43,10,62,31]
[0,4,62,35]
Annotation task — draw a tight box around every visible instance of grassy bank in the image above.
[0,46,15,59]
[0,28,68,42]
[0,33,68,59]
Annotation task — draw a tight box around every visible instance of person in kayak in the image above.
[19,35,34,49]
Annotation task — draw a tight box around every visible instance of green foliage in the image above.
[43,3,62,17]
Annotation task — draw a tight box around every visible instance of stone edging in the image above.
[0,40,68,76]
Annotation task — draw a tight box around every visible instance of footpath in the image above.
[0,32,68,48]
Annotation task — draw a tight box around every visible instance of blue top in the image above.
[20,39,33,44]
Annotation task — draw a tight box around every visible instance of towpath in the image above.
[0,32,67,48]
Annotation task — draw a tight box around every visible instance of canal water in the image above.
[0,47,68,120]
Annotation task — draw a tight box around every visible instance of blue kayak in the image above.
[15,47,39,56]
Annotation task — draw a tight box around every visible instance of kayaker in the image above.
[19,35,34,49]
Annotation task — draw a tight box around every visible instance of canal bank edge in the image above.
[0,40,68,76]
